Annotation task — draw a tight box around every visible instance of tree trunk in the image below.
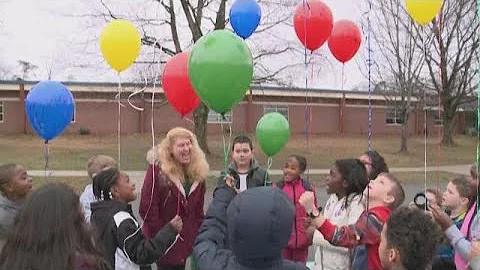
[194,103,210,154]
[400,123,409,153]
[442,113,457,146]
[399,110,410,153]
[191,0,227,156]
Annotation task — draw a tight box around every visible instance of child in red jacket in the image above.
[276,155,317,263]
[300,172,405,270]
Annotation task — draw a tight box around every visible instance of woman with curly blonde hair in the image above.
[140,127,209,270]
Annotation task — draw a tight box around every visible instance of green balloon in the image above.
[256,112,290,156]
[188,30,253,114]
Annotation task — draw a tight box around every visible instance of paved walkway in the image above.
[29,164,472,178]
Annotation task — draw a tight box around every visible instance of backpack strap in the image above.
[275,181,285,189]
[302,178,312,192]
[275,179,312,191]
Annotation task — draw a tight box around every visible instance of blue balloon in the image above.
[25,81,75,141]
[229,0,262,39]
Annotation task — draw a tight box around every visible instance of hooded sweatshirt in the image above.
[0,193,22,248]
[217,160,270,190]
[91,200,178,270]
[193,186,309,270]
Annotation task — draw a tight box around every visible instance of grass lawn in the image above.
[1,133,477,171]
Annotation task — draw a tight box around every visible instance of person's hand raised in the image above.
[169,215,183,233]
[299,191,316,214]
[428,203,453,231]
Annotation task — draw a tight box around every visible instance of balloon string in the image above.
[367,4,372,154]
[421,27,428,204]
[220,116,232,169]
[302,0,312,180]
[436,10,443,194]
[475,0,479,215]
[127,74,147,112]
[44,140,49,180]
[117,73,122,170]
[264,156,273,186]
[365,0,372,225]
[341,64,345,90]
[140,37,162,240]
[183,117,195,125]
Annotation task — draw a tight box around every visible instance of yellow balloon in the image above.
[100,20,141,72]
[405,0,443,25]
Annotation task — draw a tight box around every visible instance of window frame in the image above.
[385,107,404,125]
[207,110,232,124]
[263,104,289,121]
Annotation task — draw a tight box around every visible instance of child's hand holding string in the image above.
[225,175,240,194]
[470,241,480,261]
[428,203,453,231]
[299,192,326,228]
[169,215,183,233]
[299,191,316,213]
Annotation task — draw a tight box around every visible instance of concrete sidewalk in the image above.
[29,164,472,178]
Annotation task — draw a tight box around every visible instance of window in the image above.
[263,104,289,121]
[0,101,3,123]
[385,107,404,124]
[207,111,232,124]
[433,110,443,126]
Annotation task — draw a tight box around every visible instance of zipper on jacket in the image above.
[163,190,171,207]
[293,183,297,248]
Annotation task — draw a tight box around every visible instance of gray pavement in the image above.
[28,164,473,179]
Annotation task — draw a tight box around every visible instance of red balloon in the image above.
[328,20,362,63]
[162,52,200,117]
[293,0,333,52]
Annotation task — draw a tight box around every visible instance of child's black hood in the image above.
[226,187,295,268]
[227,159,261,173]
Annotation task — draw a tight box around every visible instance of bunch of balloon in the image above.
[256,112,291,183]
[327,19,362,89]
[25,81,75,177]
[162,52,200,118]
[99,19,141,168]
[404,0,444,25]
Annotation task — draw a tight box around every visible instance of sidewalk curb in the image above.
[29,164,471,177]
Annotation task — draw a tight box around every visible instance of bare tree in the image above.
[0,63,11,79]
[17,60,38,80]
[367,0,426,153]
[79,0,309,154]
[412,0,479,146]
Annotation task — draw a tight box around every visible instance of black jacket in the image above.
[217,160,270,189]
[91,200,178,270]
[193,186,308,270]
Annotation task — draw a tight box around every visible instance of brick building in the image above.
[0,80,471,136]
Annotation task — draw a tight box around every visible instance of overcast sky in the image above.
[0,0,370,90]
